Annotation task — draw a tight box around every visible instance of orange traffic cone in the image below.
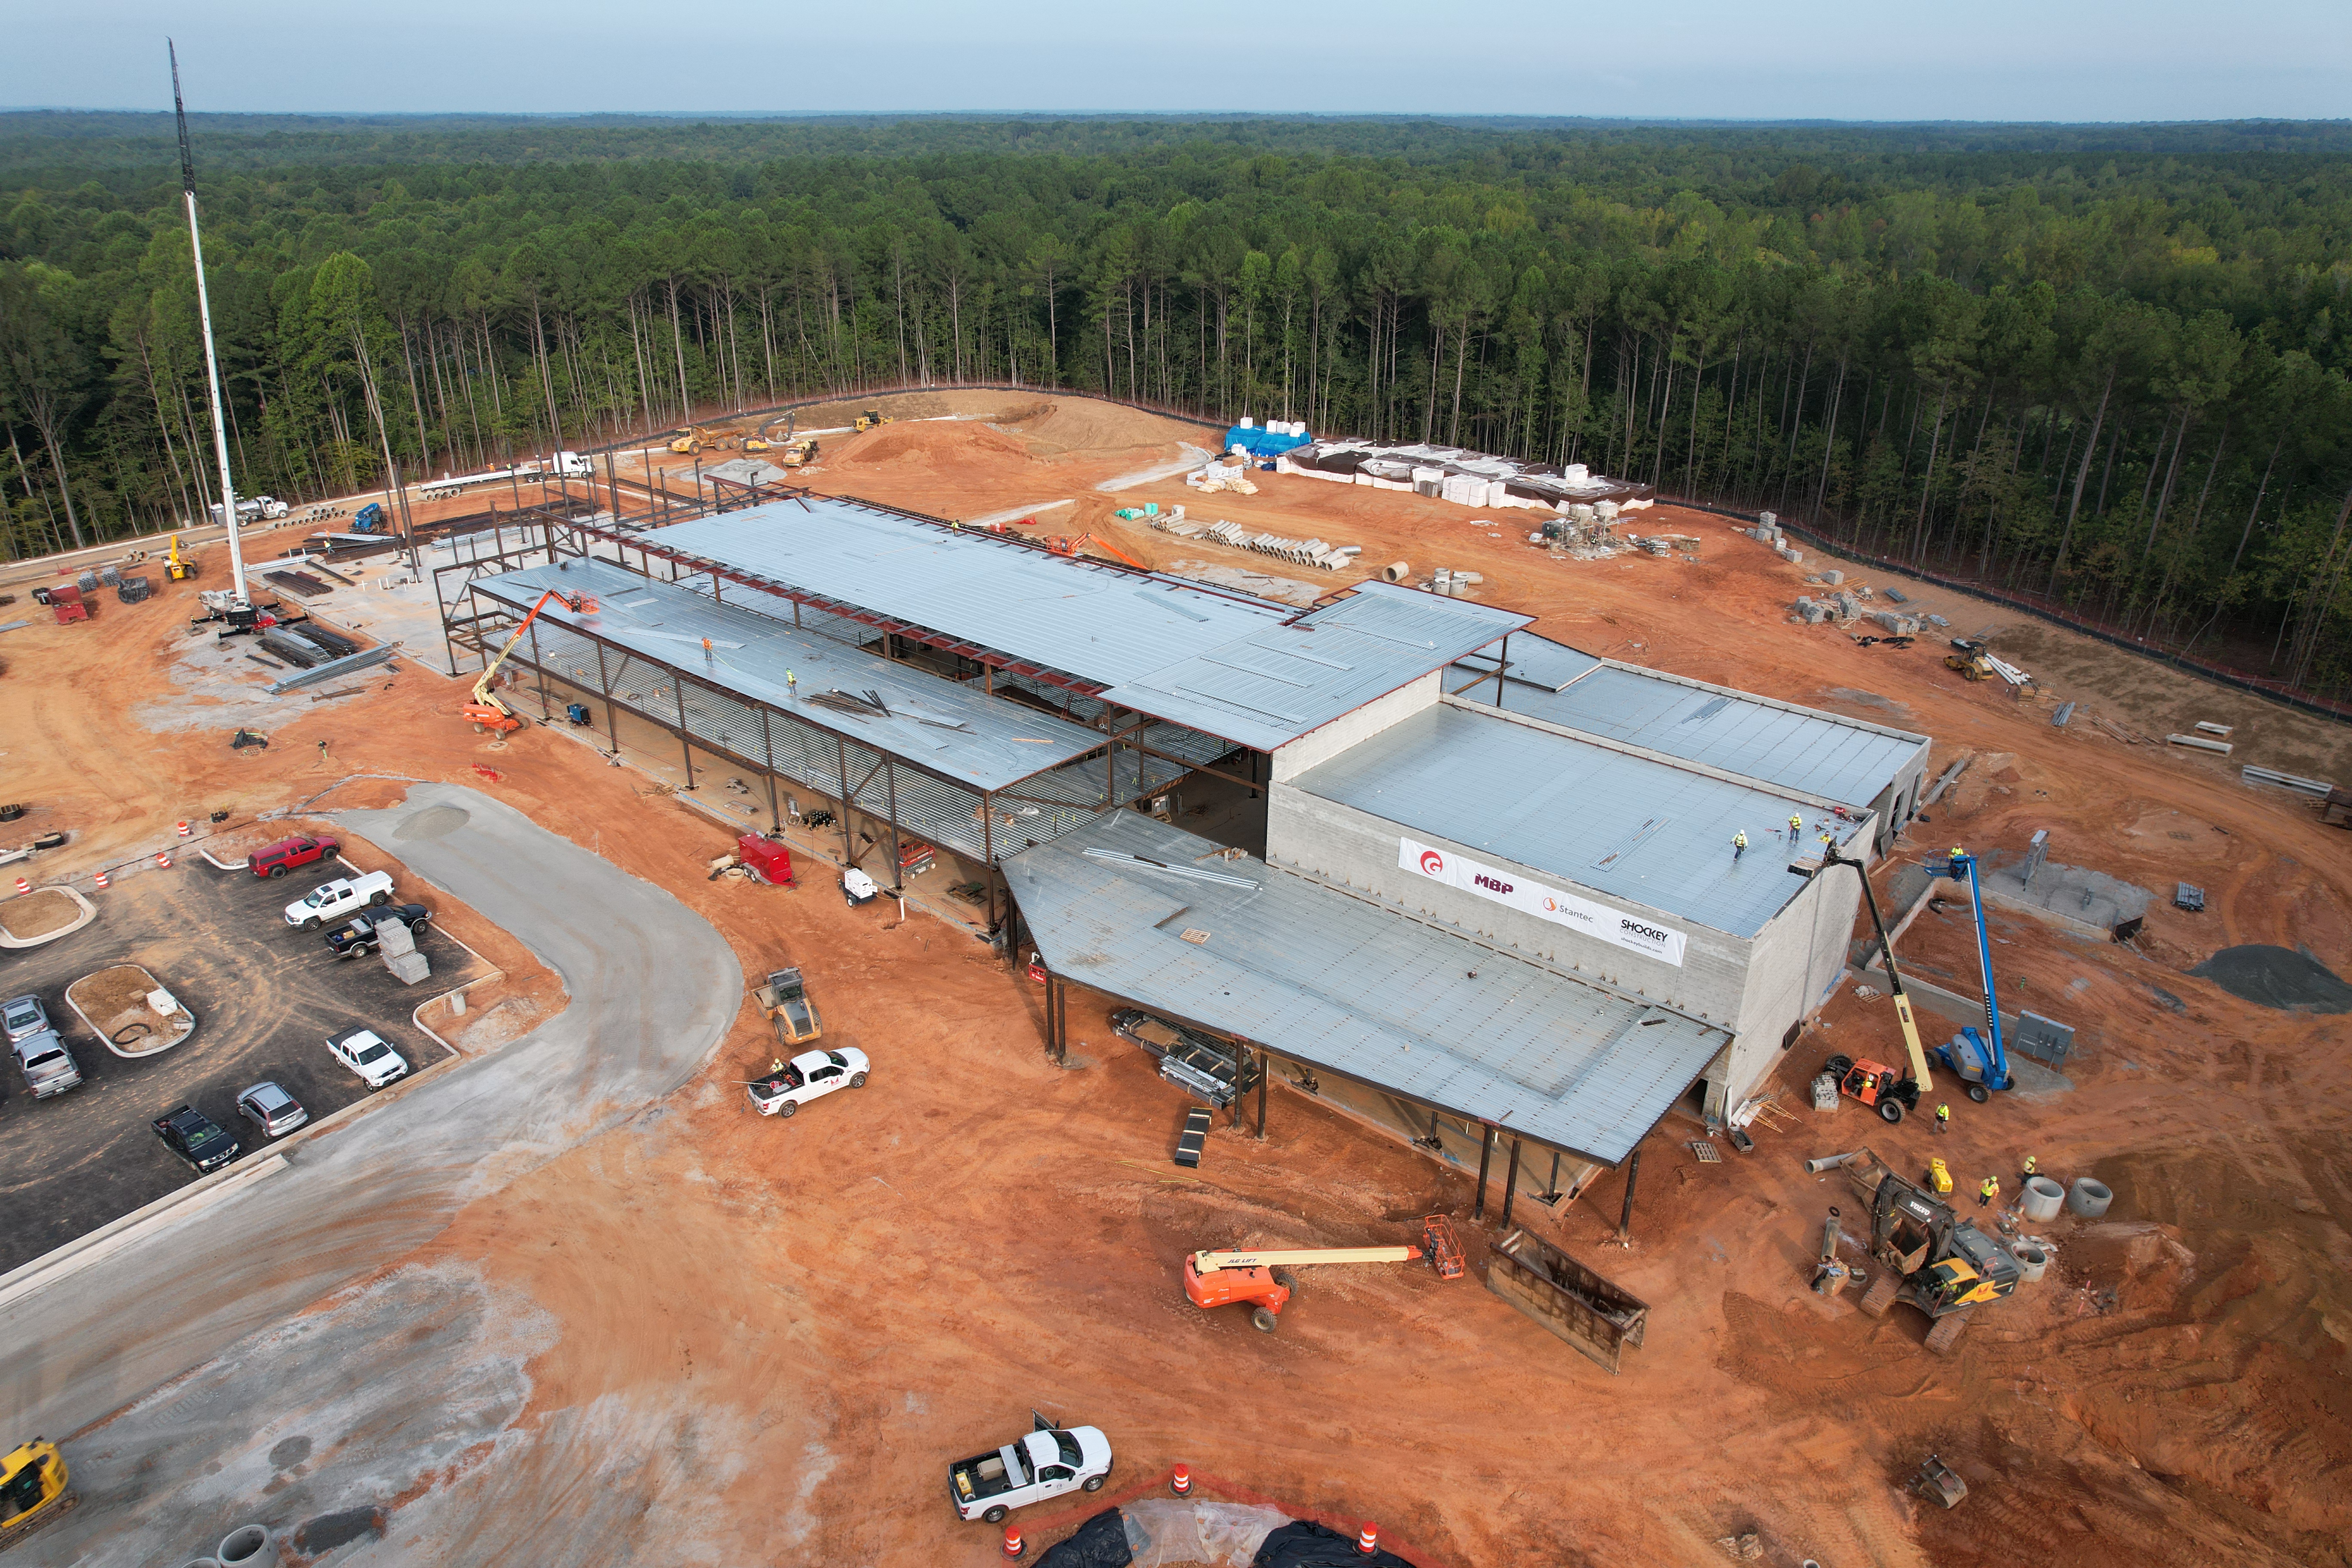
[176,820,191,838]
[1356,1521,1380,1556]
[1001,1522,1025,1559]
[1171,1464,1191,1497]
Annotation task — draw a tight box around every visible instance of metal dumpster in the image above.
[1486,1227,1651,1375]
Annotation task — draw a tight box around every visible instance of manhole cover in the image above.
[394,803,471,841]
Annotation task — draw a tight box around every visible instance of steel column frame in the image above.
[1475,1124,1495,1219]
[674,681,695,788]
[836,735,854,866]
[596,642,619,753]
[1502,1136,1522,1225]
[529,618,550,719]
[761,708,780,833]
[1494,632,1509,709]
[1617,1149,1642,1241]
[983,803,996,928]
[884,759,902,893]
[1256,1047,1268,1139]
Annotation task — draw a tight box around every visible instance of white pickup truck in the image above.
[284,870,395,929]
[948,1420,1112,1523]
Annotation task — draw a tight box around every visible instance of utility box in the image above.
[2010,1010,2074,1069]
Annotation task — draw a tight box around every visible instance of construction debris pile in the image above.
[1150,510,1360,572]
[1189,461,1259,496]
[1270,439,1654,513]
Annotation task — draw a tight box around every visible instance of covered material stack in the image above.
[1276,438,1653,513]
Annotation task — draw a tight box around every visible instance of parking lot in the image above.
[0,851,483,1273]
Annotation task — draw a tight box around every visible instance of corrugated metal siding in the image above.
[1290,702,1865,938]
[475,559,1107,792]
[645,507,1525,752]
[1006,813,1724,1166]
[1450,631,1605,693]
[1495,663,1927,808]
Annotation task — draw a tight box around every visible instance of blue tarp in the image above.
[1224,426,1312,457]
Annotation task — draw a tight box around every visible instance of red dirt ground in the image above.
[12,392,2348,1566]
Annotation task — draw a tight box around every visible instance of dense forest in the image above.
[3,112,2351,698]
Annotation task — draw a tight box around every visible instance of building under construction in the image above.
[435,491,1930,1216]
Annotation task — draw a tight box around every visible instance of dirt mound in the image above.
[1000,398,1191,457]
[2188,944,2352,1012]
[839,420,1030,469]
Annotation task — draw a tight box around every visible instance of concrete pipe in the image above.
[2012,1242,2050,1283]
[218,1524,278,1566]
[2067,1178,2113,1219]
[1381,561,1410,583]
[2019,1176,2066,1222]
[1804,1151,1862,1174]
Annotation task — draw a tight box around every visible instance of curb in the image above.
[63,962,198,1060]
[0,1154,287,1315]
[0,885,98,949]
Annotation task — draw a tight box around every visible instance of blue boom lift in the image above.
[1934,848,2014,1102]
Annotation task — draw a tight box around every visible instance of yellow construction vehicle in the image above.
[0,1438,76,1550]
[1943,640,1995,681]
[753,965,823,1046]
[166,534,198,581]
[463,585,597,737]
[1845,1148,2022,1355]
[668,426,735,456]
[780,437,818,467]
[853,410,894,433]
[1813,842,1936,1091]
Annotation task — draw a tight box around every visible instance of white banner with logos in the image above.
[1397,836,1688,967]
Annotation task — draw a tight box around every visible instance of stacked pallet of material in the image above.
[1150,512,1354,570]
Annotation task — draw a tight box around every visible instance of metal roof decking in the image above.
[644,504,1525,752]
[1006,812,1724,1166]
[473,558,1111,793]
[1449,633,1928,809]
[1288,700,1865,939]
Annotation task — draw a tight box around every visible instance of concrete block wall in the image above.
[1725,838,1869,1105]
[1266,784,1755,1026]
[1268,671,1441,784]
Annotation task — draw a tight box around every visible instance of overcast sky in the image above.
[5,0,2348,121]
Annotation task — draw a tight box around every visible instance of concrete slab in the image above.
[1980,857,2150,939]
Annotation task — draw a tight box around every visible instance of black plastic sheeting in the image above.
[1038,1507,1133,1568]
[1253,1519,1417,1568]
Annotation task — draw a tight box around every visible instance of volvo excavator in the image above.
[463,585,597,737]
[0,1439,74,1551]
[1844,1148,2021,1355]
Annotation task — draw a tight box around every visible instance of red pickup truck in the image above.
[248,836,339,879]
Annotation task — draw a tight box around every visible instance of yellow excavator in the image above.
[853,410,894,433]
[0,1438,75,1550]
[463,585,597,737]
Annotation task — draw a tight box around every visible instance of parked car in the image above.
[745,1047,870,1118]
[236,1081,309,1137]
[284,870,395,929]
[249,835,340,879]
[948,1419,1113,1524]
[2,993,50,1047]
[153,1104,240,1173]
[325,903,430,959]
[12,1029,80,1098]
[326,1026,410,1089]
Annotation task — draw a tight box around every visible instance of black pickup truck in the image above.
[1110,1008,1240,1106]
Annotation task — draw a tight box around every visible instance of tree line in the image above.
[2,113,2349,697]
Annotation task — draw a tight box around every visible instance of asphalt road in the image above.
[0,784,740,1565]
[0,859,479,1273]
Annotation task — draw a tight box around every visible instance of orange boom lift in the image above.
[463,586,597,735]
